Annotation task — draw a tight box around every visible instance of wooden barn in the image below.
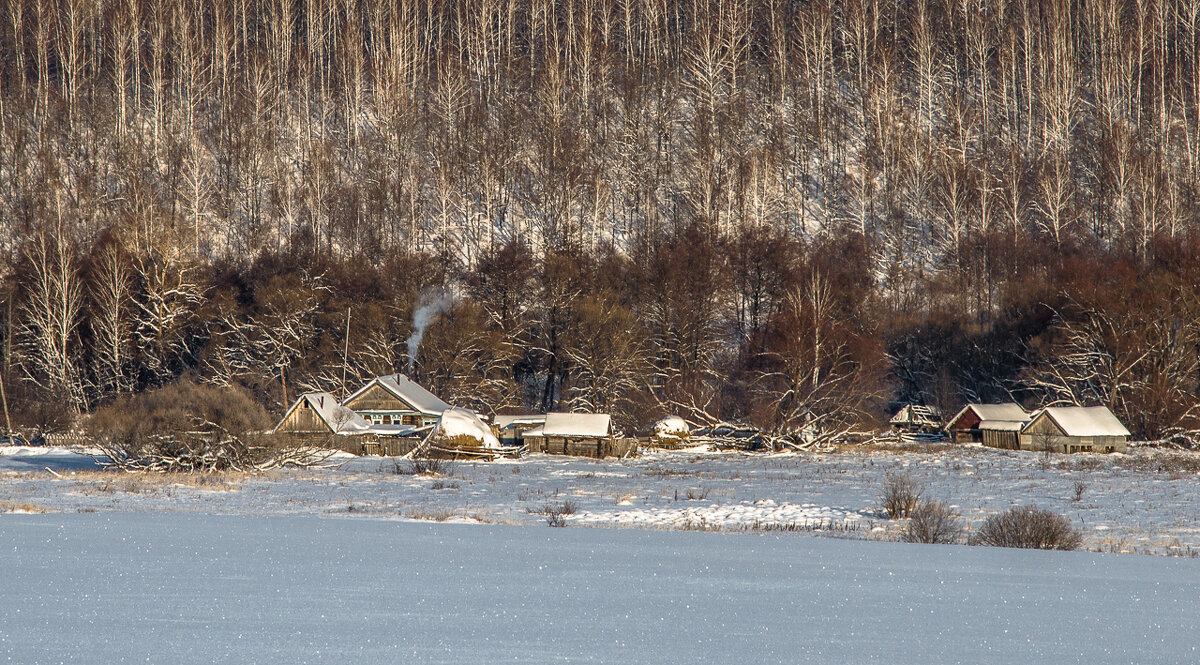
[522,412,635,458]
[889,405,942,433]
[342,374,452,427]
[1019,406,1131,454]
[945,403,1029,444]
[273,392,371,436]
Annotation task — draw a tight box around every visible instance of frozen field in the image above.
[3,444,1200,555]
[1,514,1197,664]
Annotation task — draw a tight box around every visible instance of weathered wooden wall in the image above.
[525,436,638,458]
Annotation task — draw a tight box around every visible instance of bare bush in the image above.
[1072,479,1087,502]
[87,381,326,472]
[546,513,568,527]
[972,506,1083,550]
[902,500,963,544]
[541,500,577,516]
[880,471,923,519]
[407,456,453,477]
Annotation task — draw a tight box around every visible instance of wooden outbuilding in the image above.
[945,403,1029,443]
[889,405,942,433]
[273,392,371,436]
[493,415,546,447]
[1019,406,1131,453]
[342,374,452,427]
[522,412,635,458]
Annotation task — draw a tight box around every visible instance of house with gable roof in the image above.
[1019,406,1131,453]
[945,403,1030,445]
[341,374,453,427]
[272,392,372,436]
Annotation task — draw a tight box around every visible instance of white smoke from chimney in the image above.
[406,290,456,370]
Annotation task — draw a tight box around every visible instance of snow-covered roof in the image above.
[345,374,452,416]
[274,392,371,435]
[948,403,1029,428]
[365,423,430,438]
[1027,406,1131,438]
[494,415,547,429]
[889,405,942,425]
[428,408,502,449]
[978,420,1025,432]
[529,413,612,439]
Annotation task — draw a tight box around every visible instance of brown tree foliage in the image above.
[2,1,1200,439]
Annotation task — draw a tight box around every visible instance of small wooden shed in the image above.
[342,374,452,427]
[523,412,633,458]
[493,415,547,447]
[1019,406,1131,453]
[273,392,371,436]
[889,405,942,433]
[945,403,1029,443]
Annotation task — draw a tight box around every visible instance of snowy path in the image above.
[0,514,1196,664]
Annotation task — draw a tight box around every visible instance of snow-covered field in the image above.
[2,443,1200,555]
[1,514,1197,664]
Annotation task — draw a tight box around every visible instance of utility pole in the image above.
[0,372,11,436]
[341,307,351,398]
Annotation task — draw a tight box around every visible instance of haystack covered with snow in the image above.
[651,416,691,446]
[423,408,502,454]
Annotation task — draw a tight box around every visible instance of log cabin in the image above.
[342,374,452,427]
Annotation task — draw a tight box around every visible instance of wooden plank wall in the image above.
[525,436,638,458]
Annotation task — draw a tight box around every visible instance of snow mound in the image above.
[428,408,501,450]
[653,416,690,437]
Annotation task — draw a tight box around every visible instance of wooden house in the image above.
[889,405,943,433]
[1019,406,1131,453]
[945,403,1029,444]
[342,374,452,427]
[522,412,634,458]
[273,392,371,436]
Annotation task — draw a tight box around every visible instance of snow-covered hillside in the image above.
[0,514,1196,664]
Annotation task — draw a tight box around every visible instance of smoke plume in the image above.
[406,290,456,370]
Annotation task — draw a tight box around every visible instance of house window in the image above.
[383,415,392,424]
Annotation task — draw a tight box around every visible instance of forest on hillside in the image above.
[3,0,1200,441]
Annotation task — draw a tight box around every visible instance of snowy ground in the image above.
[2,443,1200,555]
[1,514,1197,664]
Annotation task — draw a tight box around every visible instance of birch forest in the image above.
[4,0,1200,441]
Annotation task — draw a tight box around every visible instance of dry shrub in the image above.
[902,500,963,544]
[407,508,458,522]
[0,501,49,513]
[972,505,1083,550]
[880,470,923,519]
[407,456,453,476]
[87,380,284,472]
[541,499,577,516]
